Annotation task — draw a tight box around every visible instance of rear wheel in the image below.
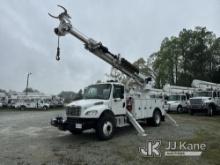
[20,106,26,111]
[96,114,115,140]
[43,106,48,110]
[148,110,161,127]
[207,105,214,117]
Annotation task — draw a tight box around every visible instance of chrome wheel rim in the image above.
[103,121,113,136]
[155,113,160,124]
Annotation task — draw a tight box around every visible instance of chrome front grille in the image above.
[190,99,203,105]
[66,106,81,116]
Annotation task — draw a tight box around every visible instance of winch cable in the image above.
[56,36,60,61]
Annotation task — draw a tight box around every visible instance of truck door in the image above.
[111,85,126,115]
[181,95,187,108]
[37,100,44,109]
[217,91,220,110]
[213,91,219,109]
[30,99,37,108]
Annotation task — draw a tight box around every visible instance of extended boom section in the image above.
[49,5,145,86]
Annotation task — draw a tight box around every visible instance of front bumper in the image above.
[51,116,97,131]
[165,104,178,111]
[190,104,208,113]
[168,104,178,111]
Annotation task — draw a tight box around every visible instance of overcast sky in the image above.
[0,0,219,94]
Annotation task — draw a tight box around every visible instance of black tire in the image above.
[177,106,184,113]
[207,105,214,117]
[20,106,26,111]
[149,110,161,127]
[96,114,116,140]
[69,130,82,134]
[43,106,48,110]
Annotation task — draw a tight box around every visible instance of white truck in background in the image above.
[15,98,50,110]
[0,92,8,108]
[189,79,220,116]
[49,6,165,140]
[163,84,194,113]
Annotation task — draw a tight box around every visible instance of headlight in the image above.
[85,110,98,116]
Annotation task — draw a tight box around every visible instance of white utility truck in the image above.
[15,98,50,110]
[189,79,220,116]
[49,6,165,140]
[163,84,194,113]
[0,92,8,108]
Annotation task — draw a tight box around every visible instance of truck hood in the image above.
[67,99,106,109]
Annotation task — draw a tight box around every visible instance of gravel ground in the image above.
[0,109,219,165]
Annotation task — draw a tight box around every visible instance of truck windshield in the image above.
[168,95,180,101]
[194,92,212,97]
[84,84,112,100]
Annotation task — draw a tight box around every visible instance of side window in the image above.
[213,91,217,98]
[113,85,124,99]
[164,95,169,100]
[182,95,186,101]
[186,93,190,99]
[150,95,155,99]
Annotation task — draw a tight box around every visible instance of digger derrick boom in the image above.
[49,6,145,86]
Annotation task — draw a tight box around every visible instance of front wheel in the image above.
[43,106,48,110]
[96,114,115,140]
[177,106,184,113]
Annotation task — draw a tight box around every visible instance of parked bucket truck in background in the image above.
[163,84,194,113]
[189,79,220,116]
[15,98,50,110]
[0,92,8,108]
[49,6,166,140]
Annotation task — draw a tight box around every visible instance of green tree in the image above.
[58,91,76,103]
[153,27,220,88]
[133,58,151,77]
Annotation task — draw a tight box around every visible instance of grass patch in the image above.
[183,129,220,165]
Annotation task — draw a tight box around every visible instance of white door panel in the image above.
[111,85,126,115]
